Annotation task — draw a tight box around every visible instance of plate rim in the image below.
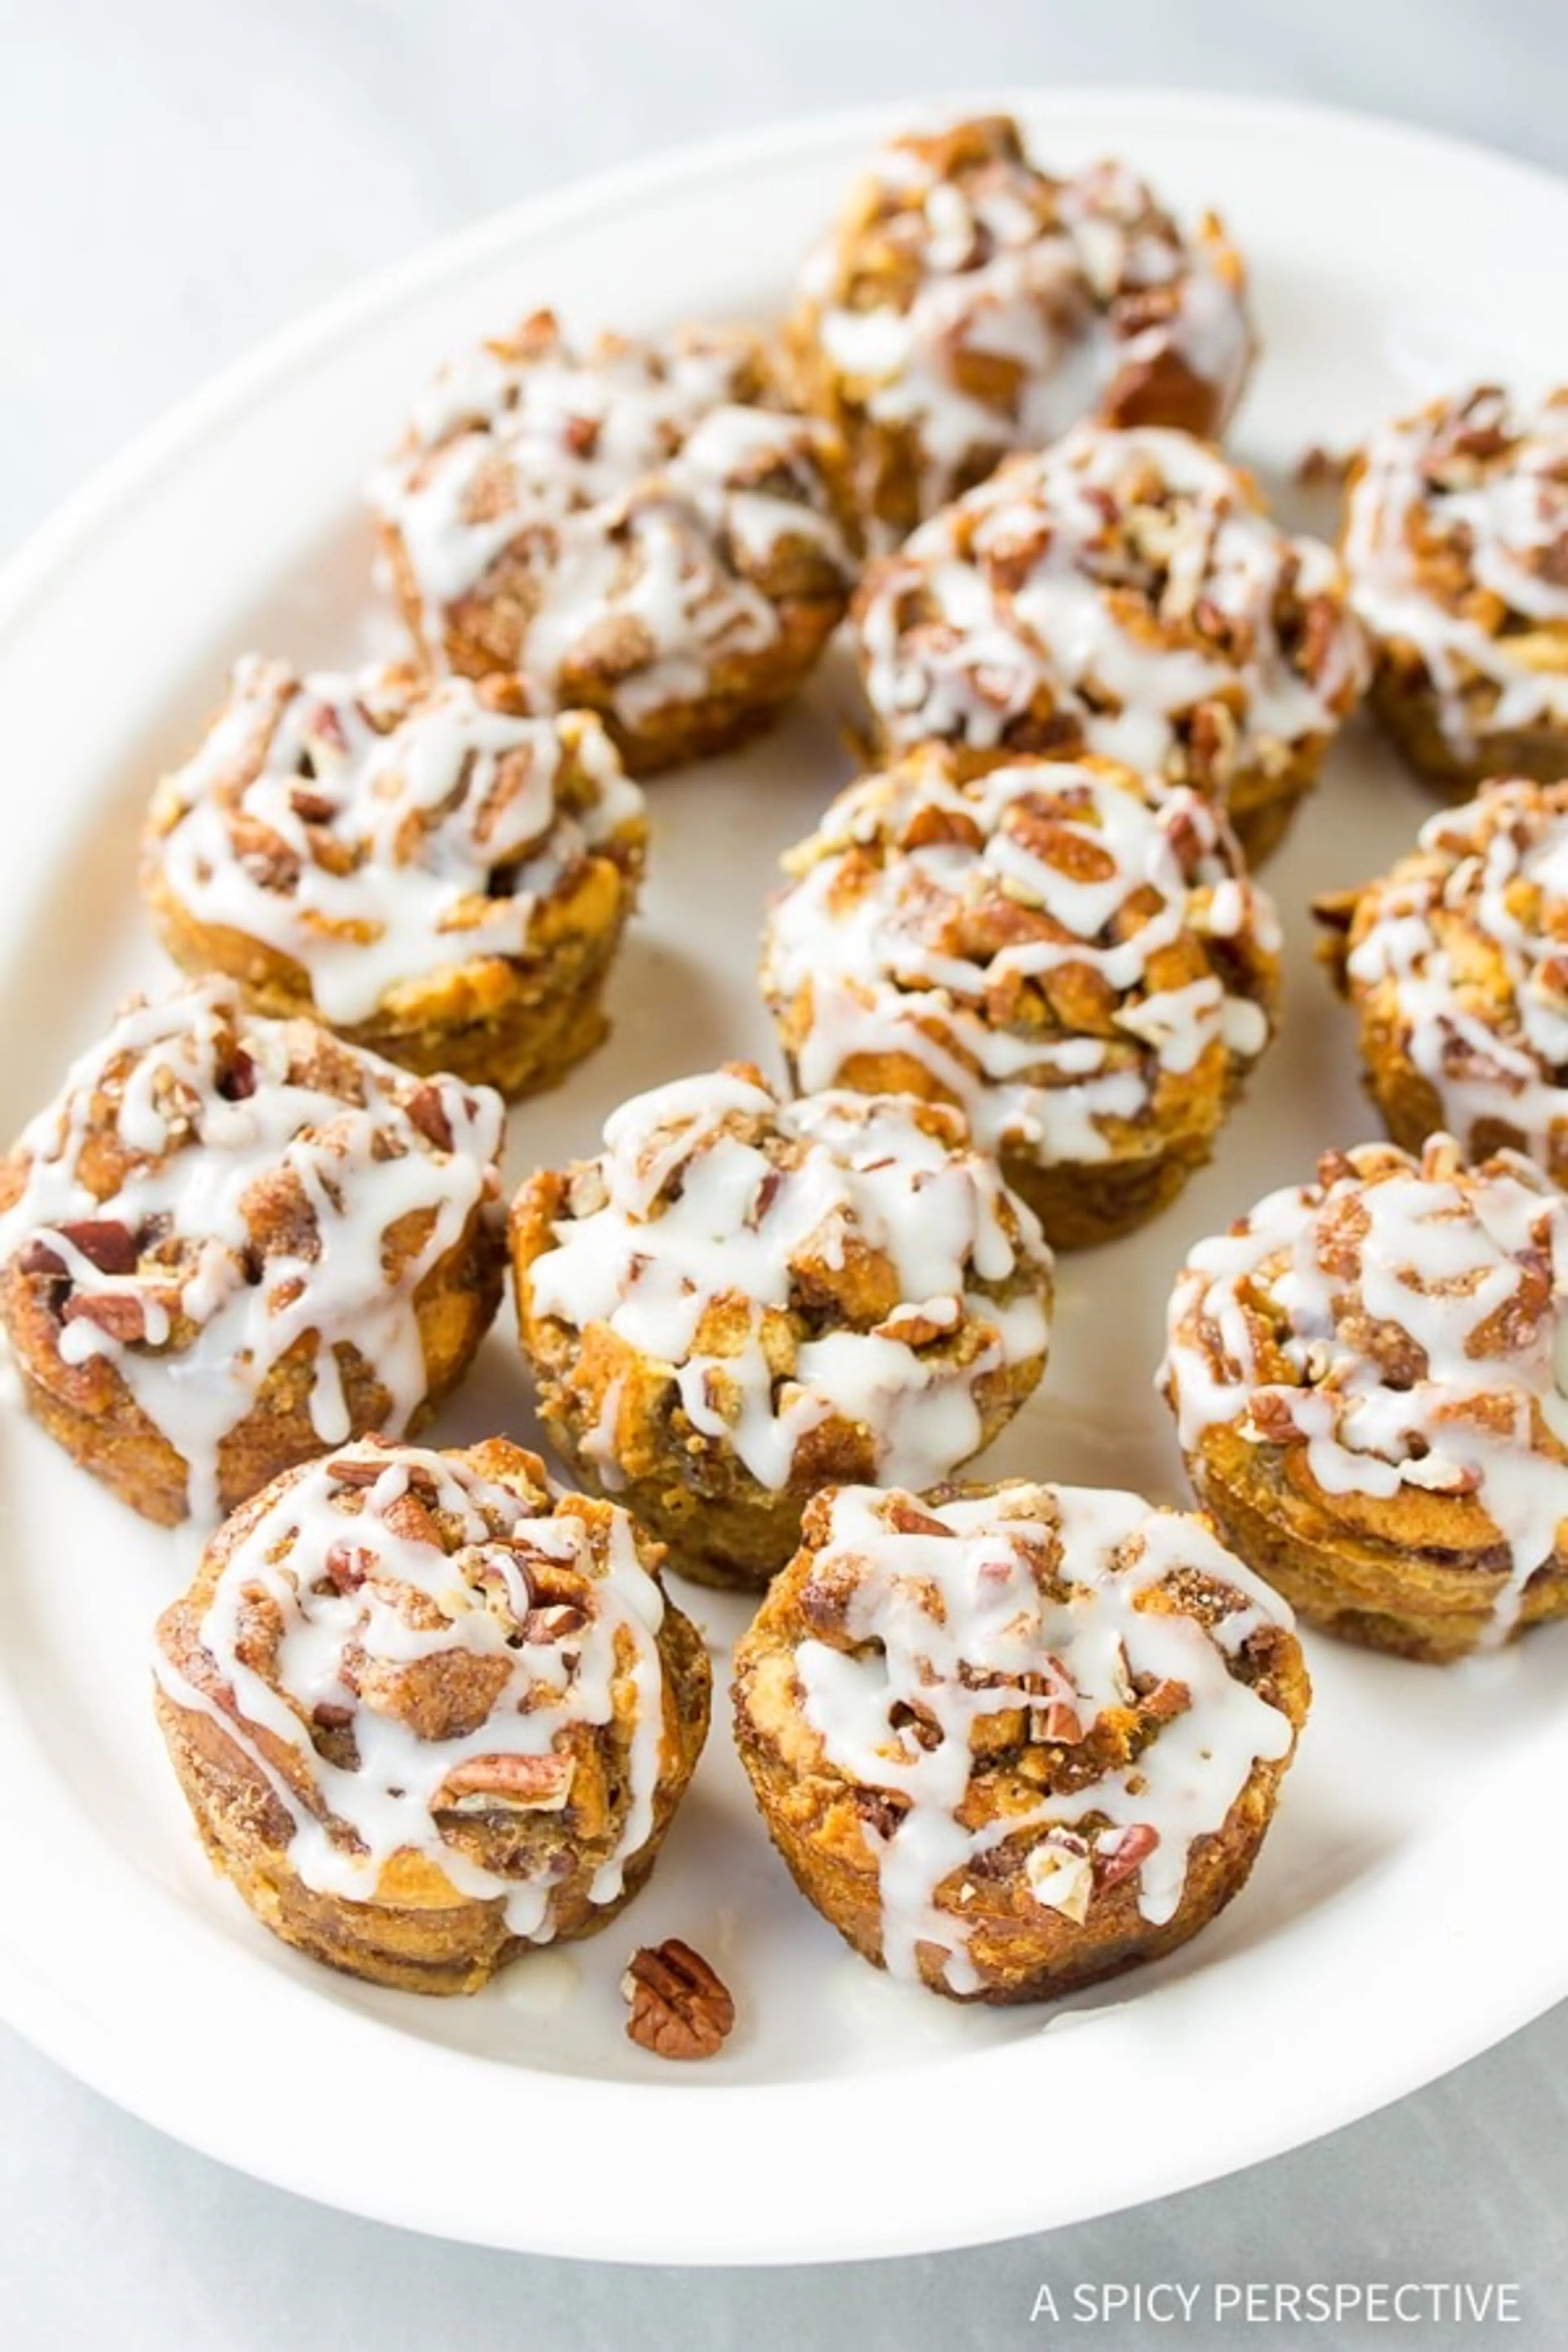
[2,82,1567,2265]
[5,80,1568,615]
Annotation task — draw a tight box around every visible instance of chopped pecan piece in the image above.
[16,1239,67,1277]
[404,1084,454,1154]
[379,1488,443,1549]
[883,1497,956,1539]
[325,1450,392,1489]
[621,1938,735,2060]
[61,1292,148,1343]
[435,1750,576,1811]
[324,1541,374,1593]
[1095,1821,1160,1890]
[1136,1676,1192,1725]
[56,1218,138,1274]
[521,1603,588,1643]
[217,1047,258,1102]
[1029,1697,1084,1745]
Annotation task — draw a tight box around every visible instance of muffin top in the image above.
[1162,1134,1568,1635]
[154,1437,676,1936]
[762,749,1279,1165]
[144,659,646,1025]
[1327,776,1568,1163]
[514,1063,1053,1495]
[372,308,855,722]
[735,1479,1300,1993]
[1343,384,1568,754]
[854,424,1366,785]
[0,980,504,1518]
[793,113,1251,533]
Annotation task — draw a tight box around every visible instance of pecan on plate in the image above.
[621,1938,735,2060]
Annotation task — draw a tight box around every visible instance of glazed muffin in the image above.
[731,1479,1307,2003]
[761,749,1280,1249]
[1317,777,1568,1182]
[142,659,647,1098]
[510,1064,1054,1589]
[154,1436,710,1993]
[372,308,858,775]
[0,979,505,1526]
[1161,1134,1568,1661]
[1343,385,1568,791]
[853,424,1368,863]
[785,113,1253,544]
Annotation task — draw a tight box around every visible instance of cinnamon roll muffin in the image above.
[154,1436,710,1993]
[142,661,646,1098]
[510,1064,1054,1589]
[372,309,857,775]
[1317,777,1568,1182]
[1161,1135,1568,1660]
[1343,385,1568,791]
[853,424,1368,863]
[0,980,505,1526]
[785,113,1253,545]
[731,1479,1307,2003]
[761,749,1280,1249]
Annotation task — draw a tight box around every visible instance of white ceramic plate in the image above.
[2,89,1567,2267]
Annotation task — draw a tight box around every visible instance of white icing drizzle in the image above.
[792,1481,1296,1992]
[855,425,1366,774]
[761,752,1278,1167]
[1161,1137,1568,1639]
[523,1067,1053,1495]
[153,1440,670,1937]
[1343,385,1568,758]
[803,123,1250,527]
[1344,778,1568,1161]
[148,659,644,1026]
[371,314,853,722]
[0,980,504,1523]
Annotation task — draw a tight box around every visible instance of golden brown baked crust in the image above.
[851,425,1366,865]
[731,1480,1307,2003]
[1343,385,1568,792]
[141,662,647,1099]
[762,747,1281,1249]
[1316,777,1568,1182]
[0,980,506,1526]
[509,1063,1054,1589]
[784,114,1254,544]
[371,309,858,776]
[1161,1135,1568,1661]
[153,1436,710,1993]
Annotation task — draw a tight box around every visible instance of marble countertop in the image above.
[2,3,1565,2345]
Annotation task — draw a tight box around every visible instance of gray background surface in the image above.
[2,3,1565,2346]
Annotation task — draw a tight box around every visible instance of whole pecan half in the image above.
[621,1938,735,2060]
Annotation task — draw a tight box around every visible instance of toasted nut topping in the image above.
[1024,1829,1094,1922]
[566,1163,610,1218]
[326,1448,394,1488]
[521,1603,589,1643]
[621,1938,735,2060]
[884,1498,956,1539]
[16,1239,67,1277]
[405,1084,454,1154]
[1138,1676,1192,1724]
[1029,1697,1084,1745]
[61,1292,148,1342]
[1095,1821,1160,1890]
[56,1218,139,1274]
[324,1541,373,1593]
[435,1751,577,1811]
